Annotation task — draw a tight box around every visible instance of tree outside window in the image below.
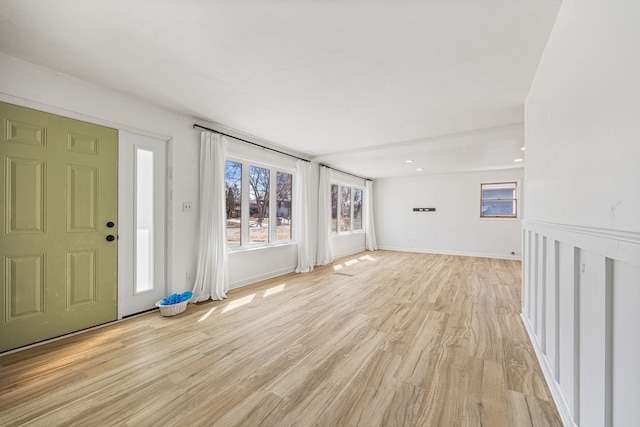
[353,188,363,231]
[340,186,351,232]
[226,159,294,249]
[249,166,270,243]
[331,184,364,234]
[225,161,242,247]
[276,171,292,241]
[331,184,338,233]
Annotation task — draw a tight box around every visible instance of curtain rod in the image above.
[320,163,372,182]
[193,124,310,163]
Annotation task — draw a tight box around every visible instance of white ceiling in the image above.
[0,0,560,178]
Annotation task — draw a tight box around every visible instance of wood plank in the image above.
[0,251,561,426]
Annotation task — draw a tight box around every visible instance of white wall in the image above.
[0,52,200,296]
[525,1,640,231]
[0,52,356,299]
[523,1,640,426]
[0,53,317,297]
[374,169,524,259]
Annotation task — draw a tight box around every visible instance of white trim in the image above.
[329,167,367,187]
[478,217,522,222]
[228,241,296,254]
[336,230,365,237]
[524,220,640,268]
[1,92,176,305]
[332,246,368,260]
[524,220,640,244]
[225,157,295,250]
[0,92,172,140]
[377,245,522,260]
[331,182,365,235]
[522,313,578,427]
[331,178,366,188]
[480,179,522,219]
[118,131,167,318]
[522,221,640,426]
[226,153,296,174]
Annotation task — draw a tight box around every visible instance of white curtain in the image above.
[316,166,334,265]
[294,160,314,273]
[192,131,229,302]
[364,180,378,251]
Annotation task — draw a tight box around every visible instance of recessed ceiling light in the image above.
[416,168,423,171]
[521,147,526,151]
[514,158,524,162]
[405,160,414,163]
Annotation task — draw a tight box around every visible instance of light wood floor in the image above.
[0,251,561,426]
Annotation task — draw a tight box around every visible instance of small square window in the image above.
[480,182,517,218]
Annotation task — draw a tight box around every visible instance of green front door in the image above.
[0,102,118,353]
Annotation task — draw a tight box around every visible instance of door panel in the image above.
[66,250,97,306]
[6,157,46,234]
[7,254,45,320]
[0,102,118,353]
[67,164,98,231]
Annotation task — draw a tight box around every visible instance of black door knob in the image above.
[106,235,115,242]
[106,221,115,228]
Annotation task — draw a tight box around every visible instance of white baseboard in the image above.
[377,245,522,261]
[229,266,296,290]
[521,313,577,427]
[333,247,368,260]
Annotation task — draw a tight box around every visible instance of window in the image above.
[225,161,242,247]
[249,166,270,244]
[330,183,364,234]
[276,171,292,241]
[331,184,338,233]
[340,187,351,232]
[135,148,154,292]
[480,182,517,218]
[353,188,363,231]
[225,159,294,248]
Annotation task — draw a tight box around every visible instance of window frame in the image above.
[479,181,519,219]
[225,160,243,248]
[352,187,363,231]
[331,182,365,235]
[226,155,295,251]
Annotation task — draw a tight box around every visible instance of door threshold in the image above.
[122,306,160,319]
[0,308,159,357]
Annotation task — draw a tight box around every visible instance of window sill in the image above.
[333,230,365,236]
[478,217,521,221]
[228,241,296,253]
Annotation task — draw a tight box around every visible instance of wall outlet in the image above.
[182,201,193,212]
[186,272,192,283]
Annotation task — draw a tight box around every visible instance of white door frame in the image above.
[118,130,167,318]
[0,94,172,321]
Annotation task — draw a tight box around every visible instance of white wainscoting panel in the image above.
[543,238,558,378]
[612,261,640,425]
[522,221,640,427]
